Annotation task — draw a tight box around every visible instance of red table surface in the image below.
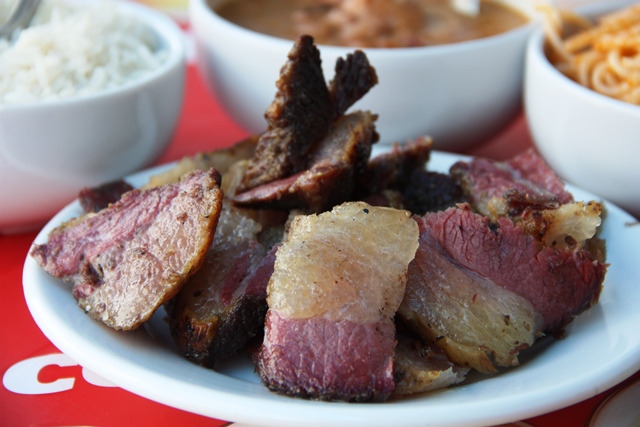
[2,62,639,427]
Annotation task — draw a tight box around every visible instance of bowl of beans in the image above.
[189,0,545,153]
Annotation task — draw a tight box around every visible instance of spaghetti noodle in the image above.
[540,4,640,105]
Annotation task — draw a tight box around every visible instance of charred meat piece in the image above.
[238,35,333,192]
[167,207,277,367]
[329,49,378,119]
[399,205,605,373]
[237,35,379,203]
[351,136,466,213]
[233,111,378,213]
[30,169,224,331]
[402,170,467,215]
[258,202,419,401]
[78,179,134,213]
[354,136,433,197]
[392,332,469,396]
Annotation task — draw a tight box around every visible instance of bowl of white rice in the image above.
[0,0,186,233]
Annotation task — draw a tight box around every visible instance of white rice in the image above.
[0,0,168,104]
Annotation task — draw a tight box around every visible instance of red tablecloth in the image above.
[2,59,638,427]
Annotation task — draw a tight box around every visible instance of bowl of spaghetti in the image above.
[524,0,640,219]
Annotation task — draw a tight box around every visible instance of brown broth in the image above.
[211,0,528,48]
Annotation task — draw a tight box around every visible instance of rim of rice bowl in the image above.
[0,0,185,110]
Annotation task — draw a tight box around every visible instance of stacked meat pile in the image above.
[31,36,606,402]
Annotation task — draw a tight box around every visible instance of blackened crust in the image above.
[329,49,378,119]
[239,35,333,192]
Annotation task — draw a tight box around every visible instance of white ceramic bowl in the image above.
[189,0,543,152]
[524,0,640,219]
[0,1,186,233]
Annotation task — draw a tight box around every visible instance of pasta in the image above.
[540,4,640,105]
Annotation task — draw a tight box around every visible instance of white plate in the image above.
[23,151,640,427]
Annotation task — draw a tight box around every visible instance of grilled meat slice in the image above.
[233,111,378,212]
[238,35,333,192]
[168,207,277,367]
[451,150,603,251]
[30,169,223,331]
[354,136,433,198]
[261,310,397,401]
[237,35,379,202]
[433,208,606,334]
[450,149,573,219]
[257,202,419,401]
[402,170,467,215]
[399,205,605,373]
[329,49,378,119]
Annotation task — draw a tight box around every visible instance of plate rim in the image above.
[22,150,640,427]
